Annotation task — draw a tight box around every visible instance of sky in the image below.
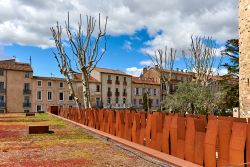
[0,0,238,77]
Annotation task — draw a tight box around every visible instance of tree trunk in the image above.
[65,74,80,109]
[81,70,92,109]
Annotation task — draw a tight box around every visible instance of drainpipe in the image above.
[5,70,7,113]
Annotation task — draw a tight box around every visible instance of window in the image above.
[24,72,30,78]
[139,99,142,105]
[108,87,111,91]
[36,105,42,112]
[116,88,119,92]
[156,99,160,106]
[108,75,111,80]
[59,92,64,101]
[0,96,4,103]
[107,98,111,104]
[37,80,42,87]
[0,82,4,89]
[24,96,30,103]
[0,69,4,76]
[96,85,100,92]
[59,82,64,88]
[133,99,137,106]
[47,91,52,101]
[116,76,119,80]
[124,77,126,82]
[136,88,139,95]
[37,91,42,100]
[154,89,157,95]
[123,98,126,104]
[47,81,52,87]
[148,88,151,95]
[115,97,119,104]
[69,95,73,101]
[24,83,30,90]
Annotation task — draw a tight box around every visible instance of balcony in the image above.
[0,88,6,93]
[123,81,127,86]
[23,102,31,108]
[115,91,120,97]
[23,89,31,94]
[107,91,112,97]
[115,80,120,85]
[123,92,127,96]
[0,102,6,108]
[107,80,112,84]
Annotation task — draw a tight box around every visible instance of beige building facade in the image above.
[142,67,194,100]
[91,68,132,108]
[0,59,33,113]
[131,77,161,110]
[239,0,250,117]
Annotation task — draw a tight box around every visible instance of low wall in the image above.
[50,107,250,167]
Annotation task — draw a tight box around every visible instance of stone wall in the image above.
[239,0,250,117]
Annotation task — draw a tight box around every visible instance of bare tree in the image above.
[183,35,223,87]
[50,12,108,109]
[149,47,176,100]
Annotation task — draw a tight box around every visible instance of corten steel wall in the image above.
[51,107,250,166]
[239,0,250,117]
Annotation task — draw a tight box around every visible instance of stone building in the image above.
[142,67,194,100]
[0,59,33,113]
[91,67,132,108]
[239,0,250,117]
[131,77,161,110]
[32,75,101,112]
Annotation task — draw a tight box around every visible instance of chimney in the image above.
[181,69,183,72]
[143,67,147,75]
[176,68,179,72]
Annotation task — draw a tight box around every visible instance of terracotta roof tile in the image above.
[94,67,131,76]
[33,75,100,83]
[132,77,160,85]
[0,59,32,72]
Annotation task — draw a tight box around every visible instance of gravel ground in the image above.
[0,113,173,167]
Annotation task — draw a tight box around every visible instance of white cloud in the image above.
[126,67,142,76]
[213,68,228,76]
[139,60,153,66]
[123,40,132,51]
[0,0,237,50]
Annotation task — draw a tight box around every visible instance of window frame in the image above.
[37,80,42,87]
[47,91,53,101]
[37,90,42,100]
[59,92,64,101]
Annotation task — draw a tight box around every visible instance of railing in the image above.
[115,80,120,85]
[23,103,31,107]
[55,108,250,167]
[123,92,127,96]
[0,88,6,93]
[107,91,112,97]
[107,80,112,84]
[0,102,6,108]
[115,91,120,96]
[23,89,31,94]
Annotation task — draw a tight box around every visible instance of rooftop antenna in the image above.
[50,73,54,78]
[29,56,32,66]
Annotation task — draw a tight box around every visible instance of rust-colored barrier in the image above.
[185,116,195,162]
[53,107,250,167]
[194,118,206,166]
[204,119,218,167]
[247,118,250,167]
[229,122,247,166]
